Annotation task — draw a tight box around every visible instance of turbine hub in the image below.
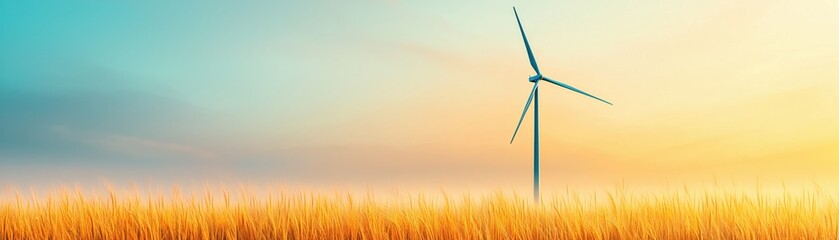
[528,74,542,82]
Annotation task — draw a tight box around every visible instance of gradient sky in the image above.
[2,0,838,192]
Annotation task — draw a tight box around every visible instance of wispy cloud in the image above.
[93,134,218,160]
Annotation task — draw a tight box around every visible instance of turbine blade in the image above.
[513,7,540,75]
[510,81,540,144]
[542,76,613,105]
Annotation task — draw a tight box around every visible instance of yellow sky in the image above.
[293,0,839,191]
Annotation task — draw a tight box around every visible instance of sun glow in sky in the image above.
[1,0,838,192]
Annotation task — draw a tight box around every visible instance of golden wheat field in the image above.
[1,185,837,240]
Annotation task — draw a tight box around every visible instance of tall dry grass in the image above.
[1,185,837,240]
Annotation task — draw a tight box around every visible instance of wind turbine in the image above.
[509,7,612,203]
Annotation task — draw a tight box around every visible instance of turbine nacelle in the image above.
[528,74,542,82]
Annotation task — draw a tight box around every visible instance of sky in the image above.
[1,0,838,193]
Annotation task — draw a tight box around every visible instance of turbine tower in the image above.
[509,7,612,203]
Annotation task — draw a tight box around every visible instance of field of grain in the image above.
[1,185,837,240]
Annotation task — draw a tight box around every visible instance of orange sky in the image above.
[289,0,839,191]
